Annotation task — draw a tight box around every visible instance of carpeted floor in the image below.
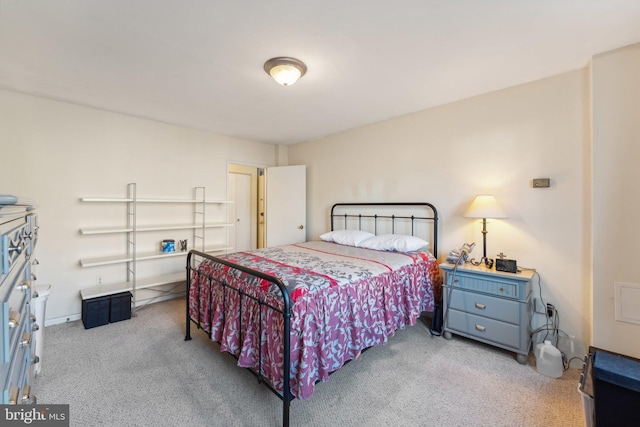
[34,297,585,426]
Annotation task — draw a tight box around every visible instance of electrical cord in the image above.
[526,269,572,370]
[529,295,582,371]
[565,356,583,371]
[526,269,561,346]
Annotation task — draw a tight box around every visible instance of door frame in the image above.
[228,162,266,250]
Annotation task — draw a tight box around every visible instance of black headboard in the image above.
[330,202,439,257]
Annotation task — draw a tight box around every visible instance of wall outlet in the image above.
[546,303,555,318]
[533,298,546,314]
[96,276,103,285]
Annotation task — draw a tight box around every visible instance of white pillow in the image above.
[320,230,375,247]
[358,234,429,252]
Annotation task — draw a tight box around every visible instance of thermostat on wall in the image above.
[531,178,550,188]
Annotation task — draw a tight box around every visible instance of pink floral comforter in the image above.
[188,240,441,400]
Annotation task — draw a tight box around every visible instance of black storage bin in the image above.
[82,295,110,329]
[82,291,132,329]
[593,349,640,427]
[109,291,132,323]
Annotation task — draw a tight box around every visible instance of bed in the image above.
[185,202,440,426]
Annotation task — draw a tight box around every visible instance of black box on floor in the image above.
[109,291,132,323]
[592,349,640,427]
[82,295,110,329]
[82,291,132,329]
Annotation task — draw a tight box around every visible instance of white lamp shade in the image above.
[463,194,507,219]
[269,64,302,86]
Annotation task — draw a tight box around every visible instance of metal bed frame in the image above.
[184,202,438,427]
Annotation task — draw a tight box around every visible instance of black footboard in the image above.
[185,250,293,427]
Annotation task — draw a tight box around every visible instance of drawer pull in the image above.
[22,385,31,402]
[8,386,19,404]
[31,314,39,331]
[17,280,31,291]
[21,385,36,404]
[475,302,486,310]
[8,245,23,255]
[8,310,20,328]
[475,324,486,332]
[20,332,31,347]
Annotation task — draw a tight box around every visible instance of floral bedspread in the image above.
[188,240,441,400]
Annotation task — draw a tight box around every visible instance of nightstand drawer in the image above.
[447,309,520,349]
[447,272,522,299]
[448,288,519,324]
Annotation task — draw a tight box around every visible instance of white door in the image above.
[230,173,252,251]
[228,164,259,251]
[265,165,306,247]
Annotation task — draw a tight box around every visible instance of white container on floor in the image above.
[32,284,52,376]
[535,340,563,378]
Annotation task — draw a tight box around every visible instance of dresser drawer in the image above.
[447,271,525,299]
[0,321,30,404]
[1,263,30,364]
[447,309,520,349]
[448,288,520,324]
[26,213,38,255]
[1,216,29,277]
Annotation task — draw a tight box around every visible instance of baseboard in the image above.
[47,313,82,326]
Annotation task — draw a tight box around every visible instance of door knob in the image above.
[298,225,304,229]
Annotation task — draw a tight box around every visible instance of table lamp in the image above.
[463,194,507,265]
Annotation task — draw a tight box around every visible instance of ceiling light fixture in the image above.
[264,57,307,86]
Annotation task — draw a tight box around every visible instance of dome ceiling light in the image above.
[263,57,307,86]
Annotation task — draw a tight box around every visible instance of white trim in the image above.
[47,313,82,326]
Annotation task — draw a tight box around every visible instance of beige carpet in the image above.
[34,297,585,426]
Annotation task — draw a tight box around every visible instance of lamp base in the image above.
[470,257,494,269]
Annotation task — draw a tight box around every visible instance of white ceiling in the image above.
[1,1,640,145]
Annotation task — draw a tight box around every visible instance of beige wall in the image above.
[1,89,277,323]
[592,44,640,358]
[5,42,637,357]
[289,69,592,353]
